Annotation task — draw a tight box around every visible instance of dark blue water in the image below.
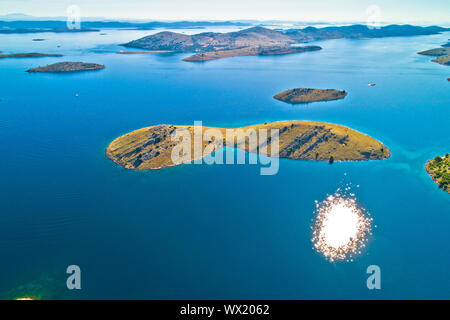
[0,29,449,299]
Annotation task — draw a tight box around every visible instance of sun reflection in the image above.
[312,191,372,262]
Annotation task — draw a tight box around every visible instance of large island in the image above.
[106,121,390,171]
[123,24,449,62]
[26,62,105,73]
[426,154,450,194]
[0,52,63,58]
[274,88,347,104]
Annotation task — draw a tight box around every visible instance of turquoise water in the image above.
[0,29,449,299]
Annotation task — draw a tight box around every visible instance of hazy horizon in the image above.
[0,0,449,24]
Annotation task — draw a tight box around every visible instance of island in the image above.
[117,50,173,54]
[426,154,450,194]
[274,88,347,104]
[123,25,449,62]
[0,19,248,34]
[26,62,105,73]
[0,52,63,58]
[183,45,322,62]
[106,121,390,171]
[418,47,450,66]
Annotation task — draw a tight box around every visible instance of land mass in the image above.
[426,154,450,193]
[106,121,390,171]
[183,45,322,61]
[0,52,63,58]
[0,20,248,33]
[117,50,173,54]
[124,25,449,62]
[26,62,105,73]
[274,88,347,104]
[418,47,450,66]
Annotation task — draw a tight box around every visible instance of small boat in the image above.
[75,93,79,97]
[368,83,376,87]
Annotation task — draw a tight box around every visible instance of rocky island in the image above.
[183,45,322,62]
[106,121,390,171]
[274,88,347,104]
[0,52,63,58]
[418,47,450,66]
[426,154,450,194]
[117,50,173,54]
[123,25,449,62]
[26,62,105,73]
[124,26,322,61]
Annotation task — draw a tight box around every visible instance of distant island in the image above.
[0,19,248,34]
[0,52,63,58]
[117,50,173,54]
[426,154,450,194]
[124,25,449,62]
[106,121,390,171]
[0,27,99,34]
[274,88,347,104]
[418,47,450,66]
[26,62,105,73]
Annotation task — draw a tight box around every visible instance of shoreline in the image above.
[106,121,391,171]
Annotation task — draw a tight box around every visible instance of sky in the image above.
[0,0,449,24]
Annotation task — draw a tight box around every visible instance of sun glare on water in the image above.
[312,191,372,262]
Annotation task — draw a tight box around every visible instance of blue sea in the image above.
[0,27,449,299]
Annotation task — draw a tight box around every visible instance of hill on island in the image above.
[274,88,347,104]
[123,24,449,61]
[124,26,295,52]
[106,121,390,171]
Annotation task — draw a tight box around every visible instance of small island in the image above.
[26,62,105,73]
[274,88,347,104]
[183,45,322,62]
[426,154,450,194]
[106,121,390,171]
[117,50,173,54]
[418,47,450,66]
[0,52,63,59]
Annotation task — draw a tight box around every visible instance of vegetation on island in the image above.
[183,45,322,61]
[418,47,450,66]
[26,62,105,73]
[106,121,390,171]
[124,25,449,62]
[274,88,347,104]
[117,50,173,54]
[0,52,63,58]
[426,154,450,194]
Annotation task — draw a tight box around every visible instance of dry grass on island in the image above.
[274,88,347,104]
[117,50,173,54]
[426,154,450,194]
[124,25,449,62]
[106,121,390,171]
[183,45,322,62]
[0,52,63,59]
[418,47,450,66]
[26,62,105,73]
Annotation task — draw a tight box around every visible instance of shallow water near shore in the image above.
[0,28,449,299]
